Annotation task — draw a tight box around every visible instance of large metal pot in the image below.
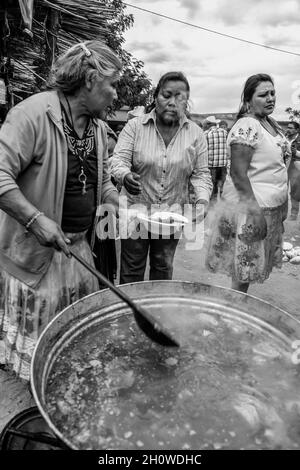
[31,281,300,450]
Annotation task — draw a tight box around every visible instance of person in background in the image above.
[111,71,212,284]
[127,105,145,122]
[285,121,300,220]
[93,121,119,285]
[106,124,122,192]
[219,120,229,132]
[206,73,289,293]
[115,123,125,136]
[204,115,229,203]
[0,40,121,380]
[105,123,118,158]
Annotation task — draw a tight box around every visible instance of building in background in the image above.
[107,109,291,133]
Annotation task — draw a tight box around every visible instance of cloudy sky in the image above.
[123,0,300,120]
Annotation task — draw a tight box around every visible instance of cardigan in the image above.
[0,90,117,288]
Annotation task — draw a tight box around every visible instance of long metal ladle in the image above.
[69,248,179,347]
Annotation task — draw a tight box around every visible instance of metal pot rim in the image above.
[30,280,300,450]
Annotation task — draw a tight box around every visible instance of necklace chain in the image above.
[64,95,88,195]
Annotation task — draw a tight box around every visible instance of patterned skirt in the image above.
[0,232,99,381]
[206,200,287,284]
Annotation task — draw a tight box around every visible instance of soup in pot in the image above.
[46,302,300,450]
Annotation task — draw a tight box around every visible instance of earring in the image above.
[246,103,250,114]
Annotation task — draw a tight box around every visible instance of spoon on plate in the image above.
[69,248,179,347]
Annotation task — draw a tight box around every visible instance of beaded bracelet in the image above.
[25,211,44,230]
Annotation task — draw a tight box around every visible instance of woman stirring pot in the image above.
[0,41,120,380]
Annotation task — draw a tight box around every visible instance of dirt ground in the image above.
[172,214,300,318]
[0,208,300,437]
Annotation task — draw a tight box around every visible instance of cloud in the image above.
[147,51,169,64]
[172,39,188,51]
[130,0,162,2]
[257,0,300,26]
[178,0,202,17]
[189,76,243,113]
[263,33,299,49]
[124,0,300,117]
[126,0,163,27]
[128,40,160,53]
[215,0,300,27]
[150,15,162,26]
[213,1,249,26]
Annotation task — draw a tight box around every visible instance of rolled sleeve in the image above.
[110,120,136,184]
[0,107,36,196]
[190,134,213,203]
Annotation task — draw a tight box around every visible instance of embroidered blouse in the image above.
[222,117,288,207]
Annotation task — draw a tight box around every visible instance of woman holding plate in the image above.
[111,71,212,283]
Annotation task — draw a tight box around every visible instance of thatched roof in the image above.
[0,0,115,104]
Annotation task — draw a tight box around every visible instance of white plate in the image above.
[138,212,188,226]
[151,212,189,225]
[137,212,189,235]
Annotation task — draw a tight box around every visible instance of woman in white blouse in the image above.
[206,74,289,292]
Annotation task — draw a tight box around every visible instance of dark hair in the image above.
[146,71,190,113]
[288,121,300,131]
[237,73,274,120]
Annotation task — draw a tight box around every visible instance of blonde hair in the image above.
[48,40,122,94]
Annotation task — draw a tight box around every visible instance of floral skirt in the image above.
[206,200,287,284]
[0,232,98,381]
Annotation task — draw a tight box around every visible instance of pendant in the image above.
[78,167,87,195]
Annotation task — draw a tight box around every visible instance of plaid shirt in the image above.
[205,126,228,167]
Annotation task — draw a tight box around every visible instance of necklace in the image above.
[64,95,89,195]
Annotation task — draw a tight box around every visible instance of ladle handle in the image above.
[69,248,139,313]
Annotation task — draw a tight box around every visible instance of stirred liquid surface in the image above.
[46,303,300,450]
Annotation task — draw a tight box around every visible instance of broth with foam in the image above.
[46,304,300,450]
